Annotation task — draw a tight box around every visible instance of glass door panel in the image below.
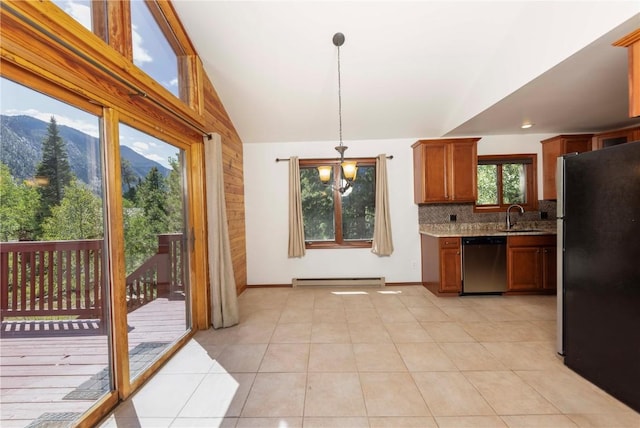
[0,77,112,427]
[118,123,190,382]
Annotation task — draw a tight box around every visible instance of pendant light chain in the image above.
[337,43,343,158]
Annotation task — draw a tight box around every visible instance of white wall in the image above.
[243,133,556,285]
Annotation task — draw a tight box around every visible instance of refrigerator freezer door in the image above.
[563,142,640,412]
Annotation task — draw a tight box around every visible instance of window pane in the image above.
[0,77,112,426]
[51,0,107,41]
[119,124,190,383]
[342,165,375,241]
[301,167,335,241]
[502,163,526,204]
[477,164,498,205]
[130,1,180,98]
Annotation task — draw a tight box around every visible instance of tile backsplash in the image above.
[418,200,557,224]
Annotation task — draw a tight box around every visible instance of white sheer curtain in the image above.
[372,154,394,256]
[204,133,239,329]
[288,156,306,258]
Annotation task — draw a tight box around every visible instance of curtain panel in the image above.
[288,156,306,258]
[204,133,239,329]
[372,154,394,256]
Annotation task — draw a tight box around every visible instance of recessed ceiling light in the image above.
[521,122,534,129]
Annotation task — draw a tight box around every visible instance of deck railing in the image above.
[0,234,185,321]
[126,233,186,311]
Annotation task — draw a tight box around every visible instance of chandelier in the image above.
[318,32,358,194]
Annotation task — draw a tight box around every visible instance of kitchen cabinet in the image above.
[507,235,556,292]
[613,28,640,117]
[439,237,462,293]
[592,126,640,151]
[412,138,479,204]
[420,235,461,294]
[541,134,592,200]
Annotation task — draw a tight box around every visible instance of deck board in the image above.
[0,298,188,426]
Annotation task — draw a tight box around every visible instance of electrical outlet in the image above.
[540,211,548,220]
[449,214,457,222]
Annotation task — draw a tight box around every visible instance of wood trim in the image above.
[90,0,108,43]
[629,40,640,117]
[107,0,132,60]
[189,142,210,329]
[613,28,640,47]
[102,108,131,399]
[614,29,640,118]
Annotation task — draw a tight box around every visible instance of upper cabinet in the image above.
[592,126,640,150]
[613,28,640,118]
[412,138,479,204]
[541,134,592,200]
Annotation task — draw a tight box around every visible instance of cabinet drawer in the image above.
[439,237,461,249]
[508,234,555,247]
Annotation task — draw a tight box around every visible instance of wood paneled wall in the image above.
[202,75,248,295]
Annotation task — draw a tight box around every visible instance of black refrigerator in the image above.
[557,141,640,412]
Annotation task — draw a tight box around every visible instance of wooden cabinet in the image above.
[439,238,462,293]
[592,126,640,151]
[541,134,592,200]
[420,235,461,294]
[613,29,640,117]
[507,235,556,292]
[412,138,479,204]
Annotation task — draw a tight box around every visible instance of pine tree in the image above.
[137,166,168,235]
[35,116,73,232]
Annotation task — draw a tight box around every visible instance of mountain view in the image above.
[0,114,169,184]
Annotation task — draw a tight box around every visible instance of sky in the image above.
[1,0,181,168]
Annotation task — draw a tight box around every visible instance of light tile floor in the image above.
[98,286,639,427]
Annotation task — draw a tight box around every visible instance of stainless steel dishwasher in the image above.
[461,236,507,295]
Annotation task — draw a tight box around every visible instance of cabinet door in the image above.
[508,247,541,291]
[449,141,477,202]
[541,136,592,200]
[422,143,448,202]
[542,141,562,200]
[440,247,461,292]
[541,246,557,290]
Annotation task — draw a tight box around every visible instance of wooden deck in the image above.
[0,298,188,427]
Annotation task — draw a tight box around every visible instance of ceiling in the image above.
[172,2,640,144]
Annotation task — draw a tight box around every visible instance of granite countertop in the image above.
[419,221,557,237]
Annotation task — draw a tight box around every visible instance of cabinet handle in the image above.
[456,251,460,255]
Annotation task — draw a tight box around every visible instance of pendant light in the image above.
[318,32,357,194]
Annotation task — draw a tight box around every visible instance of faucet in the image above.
[506,204,525,230]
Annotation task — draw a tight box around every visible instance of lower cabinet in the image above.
[507,235,557,292]
[421,233,556,295]
[420,235,461,294]
[439,238,462,293]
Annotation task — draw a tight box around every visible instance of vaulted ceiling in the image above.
[173,2,640,144]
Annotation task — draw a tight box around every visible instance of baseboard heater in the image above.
[292,277,385,288]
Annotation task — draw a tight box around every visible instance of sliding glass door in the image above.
[0,77,113,427]
[118,123,191,383]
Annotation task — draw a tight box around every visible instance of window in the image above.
[130,0,181,98]
[476,154,537,212]
[300,158,376,248]
[51,0,108,42]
